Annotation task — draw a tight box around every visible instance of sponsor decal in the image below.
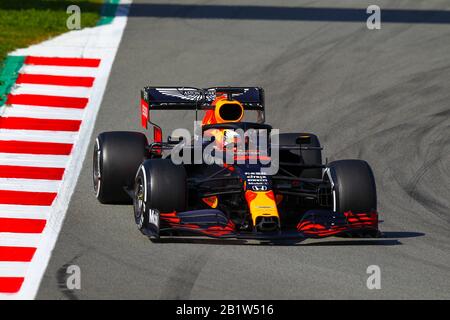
[251,185,268,191]
[148,209,159,228]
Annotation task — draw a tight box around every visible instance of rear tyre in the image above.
[278,133,322,179]
[134,159,187,237]
[93,131,148,204]
[326,159,377,213]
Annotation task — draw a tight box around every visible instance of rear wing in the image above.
[140,86,265,127]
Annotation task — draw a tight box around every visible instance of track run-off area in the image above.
[0,1,130,299]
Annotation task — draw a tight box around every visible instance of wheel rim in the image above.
[134,176,145,227]
[93,140,101,197]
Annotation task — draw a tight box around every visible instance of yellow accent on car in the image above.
[202,196,218,208]
[214,99,244,123]
[245,190,279,226]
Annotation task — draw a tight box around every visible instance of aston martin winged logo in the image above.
[156,88,216,102]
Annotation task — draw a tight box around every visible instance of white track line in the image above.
[0,205,51,220]
[12,84,91,98]
[0,179,60,193]
[0,153,68,168]
[2,105,84,120]
[0,262,29,277]
[0,130,77,143]
[20,65,98,77]
[0,234,42,248]
[4,0,132,300]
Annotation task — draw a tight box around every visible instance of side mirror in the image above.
[296,135,311,145]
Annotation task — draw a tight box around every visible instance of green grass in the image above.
[0,0,104,61]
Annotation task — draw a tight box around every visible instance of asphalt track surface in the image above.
[38,0,450,299]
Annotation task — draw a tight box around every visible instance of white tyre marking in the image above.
[95,138,101,198]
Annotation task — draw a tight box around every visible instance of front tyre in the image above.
[134,159,187,238]
[326,159,377,213]
[134,167,159,239]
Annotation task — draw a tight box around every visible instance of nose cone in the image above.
[245,190,280,229]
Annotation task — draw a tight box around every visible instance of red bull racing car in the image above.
[93,87,380,241]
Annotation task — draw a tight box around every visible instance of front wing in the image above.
[146,209,379,240]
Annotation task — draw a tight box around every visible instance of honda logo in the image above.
[251,185,268,191]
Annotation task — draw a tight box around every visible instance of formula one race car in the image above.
[93,87,380,241]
